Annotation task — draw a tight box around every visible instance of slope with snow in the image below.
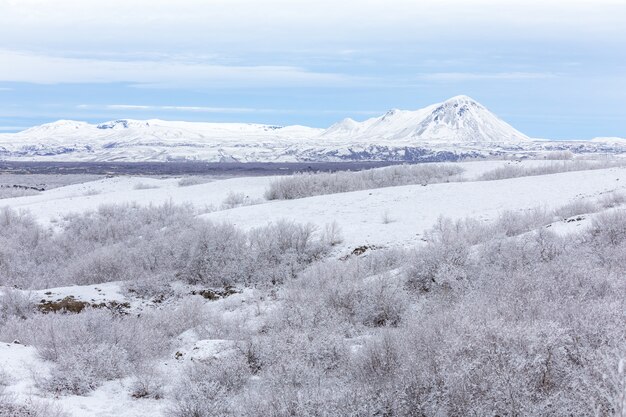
[200,166,626,250]
[2,160,624,252]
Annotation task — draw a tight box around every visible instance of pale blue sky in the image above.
[0,0,624,139]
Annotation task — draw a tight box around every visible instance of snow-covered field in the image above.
[1,158,626,416]
[1,160,623,250]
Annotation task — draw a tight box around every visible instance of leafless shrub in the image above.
[478,159,624,181]
[0,395,68,417]
[553,199,598,219]
[177,177,210,187]
[220,192,260,210]
[133,182,159,190]
[265,163,464,200]
[0,186,40,199]
[599,191,626,209]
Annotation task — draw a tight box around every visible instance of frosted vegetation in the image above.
[265,159,625,200]
[0,186,40,199]
[477,159,625,181]
[0,203,336,291]
[1,190,626,416]
[265,163,464,200]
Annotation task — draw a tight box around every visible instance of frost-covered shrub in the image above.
[0,203,202,289]
[358,274,409,327]
[265,163,464,200]
[63,244,137,285]
[0,305,201,396]
[320,221,343,246]
[221,191,260,210]
[478,159,623,181]
[168,354,250,417]
[130,364,166,400]
[543,150,574,160]
[181,222,248,286]
[182,220,333,287]
[132,182,159,190]
[0,202,335,291]
[494,207,554,237]
[553,199,598,219]
[589,209,626,247]
[40,343,131,395]
[0,186,40,199]
[177,177,209,187]
[248,221,324,285]
[599,191,626,209]
[0,396,68,417]
[281,252,410,330]
[406,218,471,292]
[0,288,35,322]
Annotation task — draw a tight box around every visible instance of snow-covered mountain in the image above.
[0,95,619,162]
[322,95,529,143]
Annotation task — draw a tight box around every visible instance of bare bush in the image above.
[599,191,626,209]
[0,202,336,291]
[0,288,35,322]
[265,163,463,200]
[553,199,598,219]
[167,354,250,417]
[133,182,159,190]
[177,177,210,187]
[543,150,574,160]
[478,159,624,181]
[0,395,68,417]
[220,192,261,210]
[182,220,333,287]
[0,303,200,396]
[0,186,40,199]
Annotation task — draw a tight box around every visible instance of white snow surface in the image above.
[2,160,624,252]
[200,167,626,251]
[1,175,274,224]
[591,136,626,144]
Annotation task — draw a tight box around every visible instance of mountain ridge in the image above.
[1,95,615,163]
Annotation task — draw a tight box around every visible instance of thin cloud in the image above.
[418,72,556,81]
[0,50,361,88]
[106,104,275,113]
[0,126,27,131]
[78,104,383,116]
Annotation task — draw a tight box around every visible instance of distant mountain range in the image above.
[0,96,623,162]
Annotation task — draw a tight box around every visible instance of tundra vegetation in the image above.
[0,182,626,416]
[265,159,625,200]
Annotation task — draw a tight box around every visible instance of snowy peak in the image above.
[97,119,151,130]
[441,94,482,106]
[21,120,90,134]
[321,95,530,144]
[410,96,528,143]
[324,118,361,137]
